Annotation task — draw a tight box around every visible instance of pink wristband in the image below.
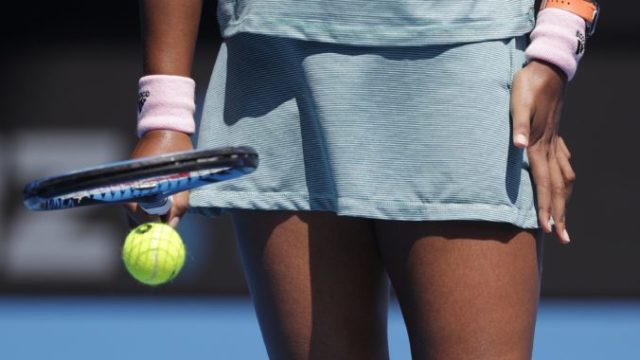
[136,75,196,138]
[525,8,587,81]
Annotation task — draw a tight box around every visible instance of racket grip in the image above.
[139,196,173,216]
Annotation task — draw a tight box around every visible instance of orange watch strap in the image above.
[544,0,598,23]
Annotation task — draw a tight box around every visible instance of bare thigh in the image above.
[375,220,542,360]
[231,210,390,360]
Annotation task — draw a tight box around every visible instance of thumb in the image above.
[166,191,190,228]
[510,75,532,149]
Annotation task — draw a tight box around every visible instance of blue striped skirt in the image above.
[190,33,538,229]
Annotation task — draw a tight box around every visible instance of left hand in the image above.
[511,60,576,244]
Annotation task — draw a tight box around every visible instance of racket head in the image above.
[23,146,258,211]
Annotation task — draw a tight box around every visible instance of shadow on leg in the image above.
[375,220,542,360]
[231,210,389,360]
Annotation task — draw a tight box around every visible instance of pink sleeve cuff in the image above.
[136,74,196,138]
[525,8,587,81]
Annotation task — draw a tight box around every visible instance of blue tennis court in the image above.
[1,297,638,359]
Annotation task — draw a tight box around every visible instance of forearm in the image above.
[140,0,203,76]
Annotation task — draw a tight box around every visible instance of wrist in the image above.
[528,59,568,83]
[133,130,194,158]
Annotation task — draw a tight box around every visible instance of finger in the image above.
[166,191,190,228]
[549,148,571,244]
[510,73,533,148]
[528,144,552,233]
[123,202,142,228]
[555,143,576,200]
[126,211,139,229]
[557,136,571,159]
[123,201,138,218]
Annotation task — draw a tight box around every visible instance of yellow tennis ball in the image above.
[122,222,186,286]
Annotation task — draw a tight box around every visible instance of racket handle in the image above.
[139,196,173,216]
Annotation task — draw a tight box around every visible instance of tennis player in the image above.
[127,0,598,358]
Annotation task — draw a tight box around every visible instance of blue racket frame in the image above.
[23,147,258,211]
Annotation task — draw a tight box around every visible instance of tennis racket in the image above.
[23,146,258,215]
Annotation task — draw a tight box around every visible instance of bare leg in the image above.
[231,210,390,360]
[375,220,542,360]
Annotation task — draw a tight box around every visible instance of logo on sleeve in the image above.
[576,31,586,55]
[137,90,150,113]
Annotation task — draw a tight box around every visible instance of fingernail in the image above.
[169,217,180,228]
[562,229,571,244]
[515,134,529,147]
